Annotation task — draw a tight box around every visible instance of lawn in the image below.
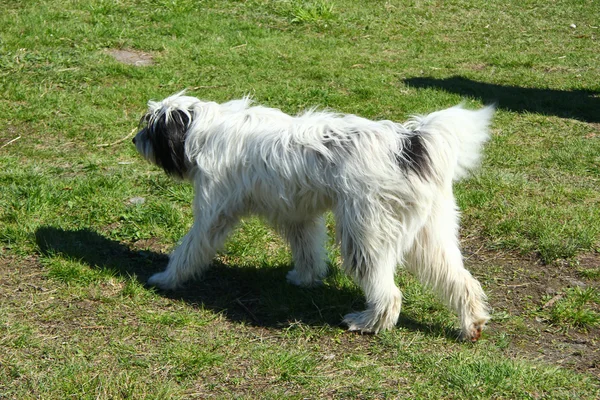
[1,0,599,398]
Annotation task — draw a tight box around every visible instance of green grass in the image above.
[288,0,336,25]
[1,0,600,398]
[545,287,600,330]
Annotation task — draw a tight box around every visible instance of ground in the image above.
[3,234,598,382]
[466,245,599,376]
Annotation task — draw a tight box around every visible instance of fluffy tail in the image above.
[410,104,494,181]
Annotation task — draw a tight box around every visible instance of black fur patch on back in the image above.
[147,110,191,178]
[397,133,432,180]
[321,128,360,153]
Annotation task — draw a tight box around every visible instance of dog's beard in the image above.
[133,128,157,164]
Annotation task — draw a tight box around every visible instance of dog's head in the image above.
[133,92,196,179]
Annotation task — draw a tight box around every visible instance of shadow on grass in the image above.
[403,76,600,123]
[35,226,460,339]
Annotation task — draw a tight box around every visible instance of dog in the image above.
[133,92,493,341]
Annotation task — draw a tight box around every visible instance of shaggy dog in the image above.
[133,92,493,341]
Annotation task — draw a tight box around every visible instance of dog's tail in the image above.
[408,104,494,181]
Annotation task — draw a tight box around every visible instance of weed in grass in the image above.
[579,267,600,280]
[546,287,600,330]
[289,0,336,25]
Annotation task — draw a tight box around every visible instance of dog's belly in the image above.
[247,186,334,222]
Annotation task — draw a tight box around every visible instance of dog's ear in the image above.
[148,109,191,178]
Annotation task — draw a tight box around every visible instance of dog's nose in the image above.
[132,137,137,144]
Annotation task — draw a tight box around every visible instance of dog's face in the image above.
[133,105,192,179]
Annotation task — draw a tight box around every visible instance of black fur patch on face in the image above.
[397,134,432,180]
[146,110,191,178]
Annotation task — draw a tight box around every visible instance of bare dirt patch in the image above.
[465,246,600,378]
[105,49,154,66]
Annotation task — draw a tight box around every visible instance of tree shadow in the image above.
[35,226,459,339]
[403,76,600,123]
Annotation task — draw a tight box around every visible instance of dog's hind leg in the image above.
[282,216,329,287]
[147,212,239,290]
[404,197,490,341]
[338,208,402,333]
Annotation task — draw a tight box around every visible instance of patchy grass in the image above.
[546,287,600,330]
[288,0,337,25]
[1,0,599,398]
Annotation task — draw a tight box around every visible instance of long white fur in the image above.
[135,93,493,340]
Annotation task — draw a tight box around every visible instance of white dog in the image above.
[133,92,493,341]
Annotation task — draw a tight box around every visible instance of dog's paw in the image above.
[286,269,322,287]
[344,312,376,334]
[461,320,487,342]
[344,291,401,334]
[343,310,395,334]
[147,271,178,291]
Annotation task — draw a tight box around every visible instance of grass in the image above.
[1,0,599,398]
[288,0,336,25]
[546,287,600,330]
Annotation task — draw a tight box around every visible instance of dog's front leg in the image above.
[148,213,238,290]
[281,216,329,287]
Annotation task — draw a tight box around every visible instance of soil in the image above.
[464,244,600,378]
[105,49,154,66]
